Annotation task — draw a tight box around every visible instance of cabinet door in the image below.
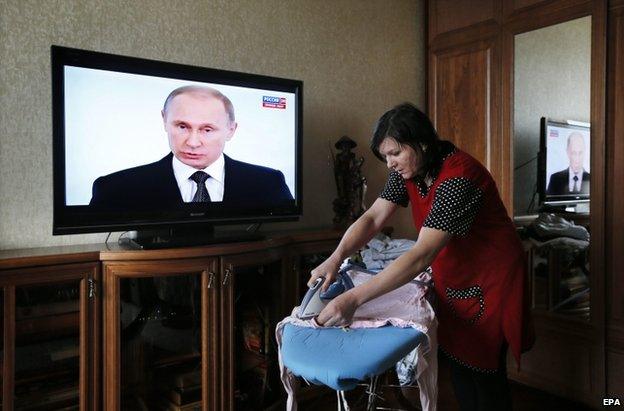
[0,263,99,411]
[103,258,218,411]
[219,249,287,411]
[429,37,508,209]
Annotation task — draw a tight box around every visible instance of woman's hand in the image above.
[316,292,358,327]
[308,257,342,292]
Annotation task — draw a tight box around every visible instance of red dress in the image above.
[381,144,533,371]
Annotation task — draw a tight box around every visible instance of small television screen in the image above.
[52,46,302,235]
[539,117,590,206]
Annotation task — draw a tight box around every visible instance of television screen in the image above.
[539,117,590,205]
[52,46,302,235]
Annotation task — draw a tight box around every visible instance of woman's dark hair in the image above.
[370,103,443,178]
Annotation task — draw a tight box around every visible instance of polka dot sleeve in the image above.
[423,177,483,236]
[379,171,409,207]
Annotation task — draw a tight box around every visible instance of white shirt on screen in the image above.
[172,154,225,202]
[568,168,583,192]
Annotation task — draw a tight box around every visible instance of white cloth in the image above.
[360,233,417,270]
[171,154,225,201]
[276,268,438,411]
[568,168,583,192]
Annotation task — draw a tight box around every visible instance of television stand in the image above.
[539,202,590,215]
[122,226,264,250]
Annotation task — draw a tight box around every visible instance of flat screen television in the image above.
[538,117,590,209]
[52,46,302,247]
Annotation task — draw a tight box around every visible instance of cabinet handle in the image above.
[207,272,215,289]
[223,268,232,286]
[88,278,96,298]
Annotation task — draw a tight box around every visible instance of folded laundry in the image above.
[360,233,416,270]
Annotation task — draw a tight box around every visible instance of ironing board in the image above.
[280,323,425,391]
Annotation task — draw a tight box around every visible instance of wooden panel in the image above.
[0,264,99,411]
[611,0,624,11]
[508,320,597,405]
[606,3,624,324]
[504,0,591,23]
[203,265,219,411]
[512,0,549,10]
[219,249,285,411]
[429,38,507,206]
[504,0,592,35]
[430,0,497,39]
[606,349,624,397]
[90,269,101,411]
[102,258,217,411]
[431,44,490,162]
[3,287,15,411]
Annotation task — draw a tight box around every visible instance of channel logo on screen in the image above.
[262,96,286,109]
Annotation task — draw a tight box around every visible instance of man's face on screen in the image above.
[162,93,237,169]
[567,133,586,174]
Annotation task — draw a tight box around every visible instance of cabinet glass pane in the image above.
[552,242,590,319]
[529,239,590,320]
[234,261,282,410]
[14,281,80,410]
[120,274,201,410]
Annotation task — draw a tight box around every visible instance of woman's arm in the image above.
[317,226,451,326]
[309,198,399,291]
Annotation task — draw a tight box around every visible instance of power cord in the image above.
[514,154,538,171]
[104,232,112,250]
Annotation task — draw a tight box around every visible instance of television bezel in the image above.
[538,117,590,206]
[52,45,303,235]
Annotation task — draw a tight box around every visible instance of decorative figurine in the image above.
[331,136,367,228]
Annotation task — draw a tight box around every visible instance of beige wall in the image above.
[513,16,591,215]
[0,0,426,249]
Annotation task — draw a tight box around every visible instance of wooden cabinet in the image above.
[0,261,100,410]
[0,230,341,411]
[606,0,624,399]
[428,0,610,406]
[219,248,287,411]
[102,258,218,410]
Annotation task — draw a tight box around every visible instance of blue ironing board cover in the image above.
[280,323,425,391]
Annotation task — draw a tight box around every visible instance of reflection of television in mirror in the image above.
[538,117,590,212]
[52,46,302,248]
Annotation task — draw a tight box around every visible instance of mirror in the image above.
[513,16,591,216]
[513,16,591,320]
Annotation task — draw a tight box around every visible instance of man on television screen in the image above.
[546,131,590,196]
[89,85,293,208]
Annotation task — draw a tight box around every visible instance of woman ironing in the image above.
[310,103,534,411]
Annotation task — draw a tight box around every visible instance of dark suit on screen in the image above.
[89,153,293,208]
[546,168,590,196]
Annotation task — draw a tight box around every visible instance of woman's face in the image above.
[378,137,424,180]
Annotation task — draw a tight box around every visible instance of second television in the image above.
[53,46,302,240]
[538,117,591,207]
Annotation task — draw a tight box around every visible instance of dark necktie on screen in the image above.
[573,175,579,192]
[190,171,211,202]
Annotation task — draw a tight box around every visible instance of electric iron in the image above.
[297,270,354,319]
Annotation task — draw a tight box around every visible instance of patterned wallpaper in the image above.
[0,0,425,249]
